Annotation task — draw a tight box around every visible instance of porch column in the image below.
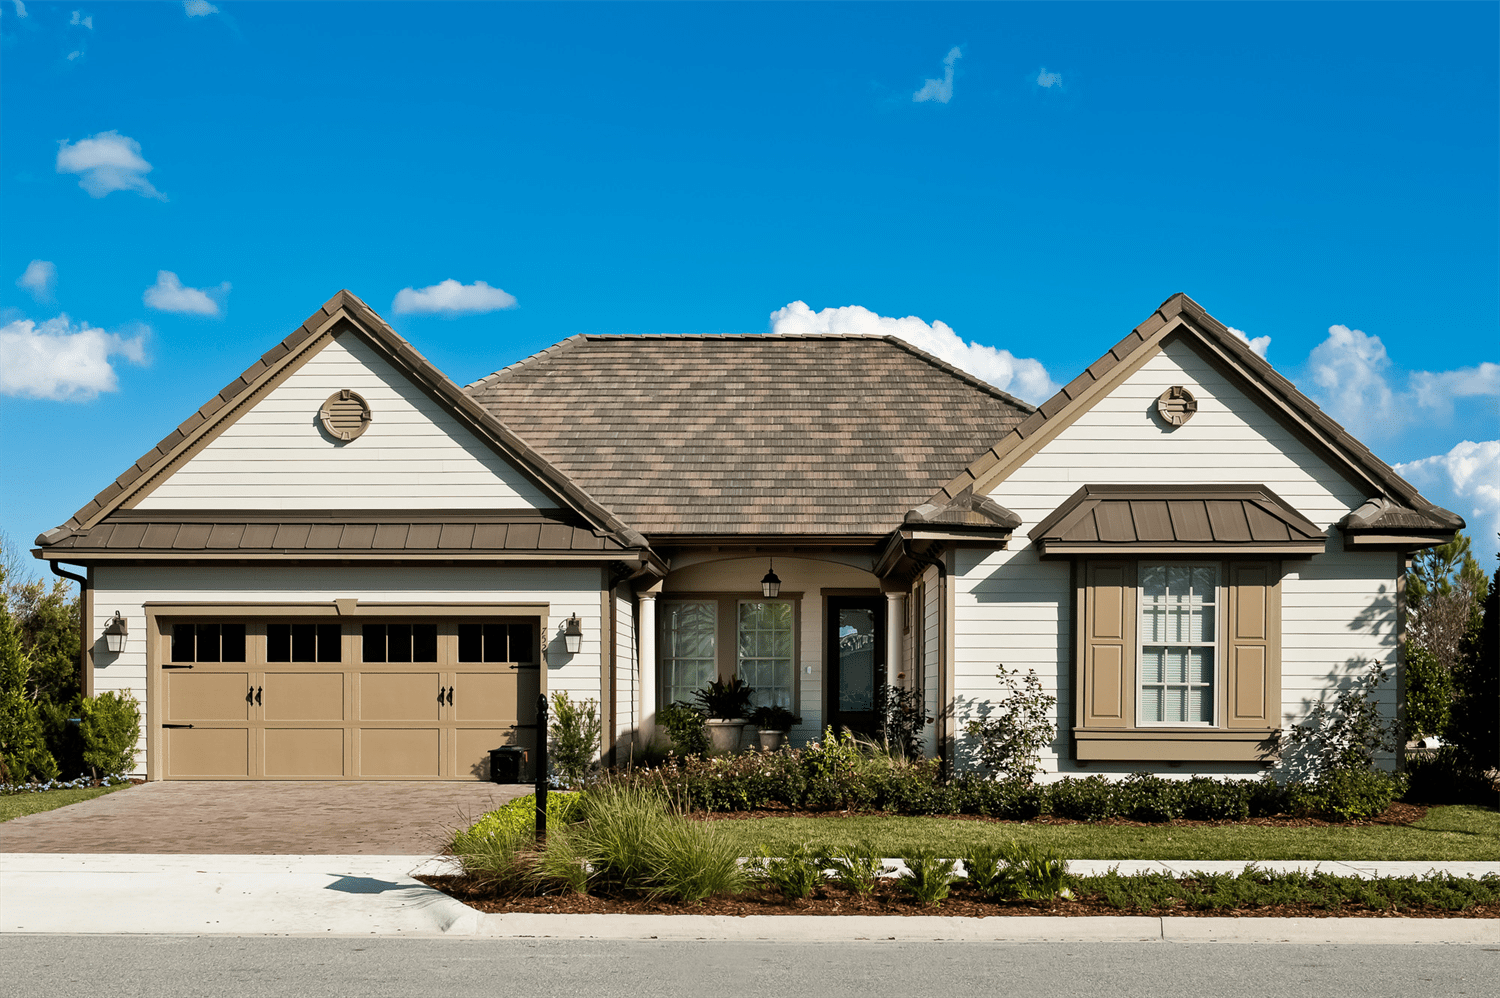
[638,592,658,746]
[884,592,905,687]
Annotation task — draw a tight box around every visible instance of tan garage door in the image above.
[159,618,540,780]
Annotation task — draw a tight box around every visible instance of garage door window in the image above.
[362,623,439,662]
[171,622,246,663]
[267,623,341,662]
[457,622,535,663]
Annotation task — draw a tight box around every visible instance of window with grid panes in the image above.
[1138,564,1217,724]
[661,601,716,706]
[737,600,794,709]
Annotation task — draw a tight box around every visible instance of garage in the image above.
[157,617,540,780]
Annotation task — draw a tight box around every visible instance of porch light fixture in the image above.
[102,611,129,653]
[761,559,782,598]
[563,614,583,655]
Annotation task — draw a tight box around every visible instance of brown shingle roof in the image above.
[465,335,1033,536]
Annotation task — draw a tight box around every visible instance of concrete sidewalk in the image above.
[3,854,1497,943]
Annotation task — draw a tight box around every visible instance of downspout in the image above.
[49,561,91,698]
[902,537,950,776]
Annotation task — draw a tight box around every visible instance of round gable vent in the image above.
[319,389,372,442]
[1155,386,1198,427]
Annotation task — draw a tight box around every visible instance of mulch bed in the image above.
[693,801,1430,828]
[417,875,1498,919]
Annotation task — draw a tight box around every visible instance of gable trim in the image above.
[40,291,651,554]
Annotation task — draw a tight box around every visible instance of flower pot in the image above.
[705,718,748,755]
[757,729,788,752]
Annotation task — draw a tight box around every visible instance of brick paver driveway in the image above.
[0,781,529,854]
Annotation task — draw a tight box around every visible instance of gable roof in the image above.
[36,291,651,557]
[464,334,1034,537]
[930,293,1463,536]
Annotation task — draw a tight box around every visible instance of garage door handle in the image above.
[254,686,263,705]
[445,686,454,706]
[163,723,194,729]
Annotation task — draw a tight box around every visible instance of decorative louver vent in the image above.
[319,389,372,442]
[1155,386,1198,427]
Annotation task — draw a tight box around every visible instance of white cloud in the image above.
[1035,67,1063,89]
[0,315,148,401]
[67,50,82,61]
[143,271,229,316]
[70,10,91,28]
[15,260,57,300]
[1395,440,1500,552]
[768,301,1059,402]
[9,1,26,17]
[913,46,961,104]
[391,279,518,316]
[1304,323,1500,439]
[183,0,218,16]
[1227,325,1271,358]
[55,131,165,200]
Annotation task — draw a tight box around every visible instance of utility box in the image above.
[489,746,528,784]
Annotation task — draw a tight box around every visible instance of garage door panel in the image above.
[263,672,344,721]
[166,727,250,778]
[360,672,442,721]
[264,728,344,777]
[455,727,523,780]
[166,672,250,722]
[360,728,442,777]
[454,671,518,722]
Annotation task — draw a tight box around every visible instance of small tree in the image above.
[78,691,140,780]
[0,579,59,783]
[874,684,930,759]
[1283,660,1398,776]
[548,691,601,788]
[1446,564,1497,776]
[964,664,1057,782]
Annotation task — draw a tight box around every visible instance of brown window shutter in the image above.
[1225,561,1281,728]
[1082,560,1134,727]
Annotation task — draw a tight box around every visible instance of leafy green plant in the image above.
[1119,772,1183,822]
[76,691,139,780]
[657,702,709,757]
[1048,775,1120,821]
[1289,768,1407,822]
[748,704,799,731]
[751,841,824,900]
[1283,660,1399,776]
[961,844,1023,899]
[1403,640,1454,741]
[1178,777,1252,821]
[963,664,1057,781]
[874,684,929,759]
[995,840,1072,901]
[693,675,754,720]
[1447,565,1497,779]
[457,791,584,847]
[896,849,958,906]
[819,840,890,895]
[0,601,58,784]
[549,691,601,788]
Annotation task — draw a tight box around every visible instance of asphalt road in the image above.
[6,936,1499,998]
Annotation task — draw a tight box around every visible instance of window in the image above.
[456,623,536,663]
[661,601,716,706]
[267,623,342,663]
[171,623,246,663]
[1137,564,1217,725]
[660,597,798,709]
[737,600,794,709]
[362,623,439,663]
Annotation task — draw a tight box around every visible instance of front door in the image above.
[825,597,884,738]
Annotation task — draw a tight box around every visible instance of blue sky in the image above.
[3,1,1497,563]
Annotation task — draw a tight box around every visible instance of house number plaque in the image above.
[1155,386,1198,427]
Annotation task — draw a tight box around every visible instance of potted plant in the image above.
[693,676,754,754]
[749,705,801,751]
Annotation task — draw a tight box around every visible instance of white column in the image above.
[638,592,657,746]
[885,592,906,687]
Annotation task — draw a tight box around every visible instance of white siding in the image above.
[613,590,638,753]
[137,333,555,510]
[91,563,604,776]
[956,337,1399,778]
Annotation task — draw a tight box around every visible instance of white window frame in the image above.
[736,598,796,710]
[660,599,718,708]
[1135,561,1220,728]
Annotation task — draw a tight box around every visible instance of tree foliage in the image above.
[1446,565,1498,775]
[1403,532,1488,741]
[0,569,60,783]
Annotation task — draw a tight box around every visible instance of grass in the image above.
[0,784,127,823]
[704,805,1500,862]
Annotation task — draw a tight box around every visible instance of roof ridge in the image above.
[878,335,1037,413]
[464,334,591,392]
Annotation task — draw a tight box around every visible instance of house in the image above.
[33,290,1462,781]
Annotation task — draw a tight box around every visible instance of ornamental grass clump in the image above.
[896,849,959,906]
[751,842,824,900]
[819,841,891,895]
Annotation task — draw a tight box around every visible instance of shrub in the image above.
[1447,566,1497,777]
[1282,660,1398,777]
[897,849,958,906]
[458,791,585,848]
[1405,746,1496,805]
[962,844,1023,899]
[992,841,1071,901]
[1289,769,1407,822]
[800,728,873,811]
[748,705,799,731]
[1178,777,1251,821]
[549,691,601,789]
[819,841,889,895]
[1048,775,1120,821]
[1119,772,1183,822]
[1403,640,1453,741]
[752,842,823,900]
[0,607,58,784]
[963,665,1057,782]
[1248,774,1290,817]
[657,702,709,757]
[77,691,140,779]
[874,684,929,759]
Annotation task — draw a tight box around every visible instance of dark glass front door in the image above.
[826,597,885,738]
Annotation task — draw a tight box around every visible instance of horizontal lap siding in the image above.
[136,333,553,511]
[92,564,605,776]
[614,591,637,750]
[956,339,1398,778]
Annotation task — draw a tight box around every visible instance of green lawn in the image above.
[0,784,127,823]
[704,806,1500,862]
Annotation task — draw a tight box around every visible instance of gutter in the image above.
[47,560,91,698]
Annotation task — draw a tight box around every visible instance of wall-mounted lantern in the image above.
[563,614,583,655]
[761,559,782,598]
[102,611,129,653]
